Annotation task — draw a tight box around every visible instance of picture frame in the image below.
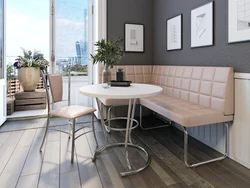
[191,1,214,48]
[124,23,144,53]
[166,14,182,51]
[228,0,250,43]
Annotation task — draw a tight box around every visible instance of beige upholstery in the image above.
[140,95,233,127]
[143,66,234,127]
[150,66,234,116]
[98,65,234,128]
[50,105,96,120]
[98,98,139,106]
[48,73,96,119]
[98,65,152,84]
[98,65,152,106]
[48,74,63,102]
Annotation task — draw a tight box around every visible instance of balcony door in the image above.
[52,0,92,107]
[4,0,92,120]
[0,0,6,126]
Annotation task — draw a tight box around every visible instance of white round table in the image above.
[79,83,162,176]
[79,83,162,99]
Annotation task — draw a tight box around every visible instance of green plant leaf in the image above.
[14,48,49,70]
[90,38,124,68]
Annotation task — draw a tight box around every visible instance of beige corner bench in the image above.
[98,65,234,167]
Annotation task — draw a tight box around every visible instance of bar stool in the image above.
[39,68,98,163]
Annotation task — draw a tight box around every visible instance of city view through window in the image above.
[55,0,89,76]
[6,0,90,106]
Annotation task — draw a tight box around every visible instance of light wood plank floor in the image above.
[0,116,250,188]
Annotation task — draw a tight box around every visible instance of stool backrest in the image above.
[48,74,63,102]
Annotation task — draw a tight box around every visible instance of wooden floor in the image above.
[0,116,250,188]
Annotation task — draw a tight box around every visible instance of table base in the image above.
[92,142,151,176]
[104,117,139,132]
[93,98,151,177]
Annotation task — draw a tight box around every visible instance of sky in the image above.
[6,0,88,62]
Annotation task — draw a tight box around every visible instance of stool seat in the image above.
[50,105,96,119]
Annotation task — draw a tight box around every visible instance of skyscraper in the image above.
[75,41,85,64]
[83,9,88,53]
[75,8,88,65]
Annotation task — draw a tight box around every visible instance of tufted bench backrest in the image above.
[151,66,234,115]
[98,65,152,84]
[98,65,234,116]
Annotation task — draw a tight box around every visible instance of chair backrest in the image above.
[48,74,63,103]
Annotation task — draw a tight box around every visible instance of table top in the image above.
[79,83,163,99]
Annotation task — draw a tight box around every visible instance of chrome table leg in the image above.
[105,106,112,133]
[92,113,98,148]
[92,98,151,176]
[92,98,108,161]
[124,99,132,170]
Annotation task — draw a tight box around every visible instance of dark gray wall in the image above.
[153,0,250,73]
[107,0,153,65]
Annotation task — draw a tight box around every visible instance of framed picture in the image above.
[124,23,144,53]
[191,2,214,48]
[166,14,182,51]
[228,0,250,43]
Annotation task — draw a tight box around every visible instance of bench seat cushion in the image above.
[99,98,139,106]
[140,95,233,127]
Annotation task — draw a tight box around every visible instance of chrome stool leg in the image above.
[68,120,72,139]
[92,113,98,148]
[40,115,50,151]
[71,119,76,163]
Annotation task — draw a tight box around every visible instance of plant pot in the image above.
[18,67,40,92]
[102,66,111,84]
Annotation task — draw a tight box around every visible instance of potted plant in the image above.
[6,64,15,97]
[90,38,123,84]
[14,48,49,92]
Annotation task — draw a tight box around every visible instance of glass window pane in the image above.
[6,0,49,72]
[55,0,89,106]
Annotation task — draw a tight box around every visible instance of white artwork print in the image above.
[237,0,250,31]
[125,24,144,52]
[196,13,206,38]
[130,29,138,45]
[191,2,213,48]
[229,0,250,42]
[167,15,182,50]
[170,25,177,43]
